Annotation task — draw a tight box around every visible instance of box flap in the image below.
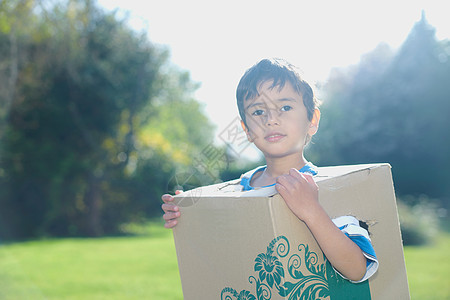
[174,163,391,205]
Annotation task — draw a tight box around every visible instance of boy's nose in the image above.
[265,109,280,126]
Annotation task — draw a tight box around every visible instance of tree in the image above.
[308,12,450,203]
[0,0,214,238]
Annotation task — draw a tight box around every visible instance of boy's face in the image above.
[242,81,319,159]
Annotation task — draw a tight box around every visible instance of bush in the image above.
[397,195,441,246]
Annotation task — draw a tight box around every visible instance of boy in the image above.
[162,58,378,283]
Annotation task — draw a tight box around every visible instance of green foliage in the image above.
[0,0,213,239]
[397,196,440,246]
[308,15,450,204]
[144,67,215,164]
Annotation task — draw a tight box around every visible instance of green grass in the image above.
[0,220,183,300]
[404,232,450,299]
[0,221,449,299]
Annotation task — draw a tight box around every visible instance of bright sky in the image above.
[98,0,448,152]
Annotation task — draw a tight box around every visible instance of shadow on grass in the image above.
[117,217,172,238]
[0,217,171,247]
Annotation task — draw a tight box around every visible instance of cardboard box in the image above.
[173,164,410,300]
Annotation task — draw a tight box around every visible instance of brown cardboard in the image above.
[172,164,410,300]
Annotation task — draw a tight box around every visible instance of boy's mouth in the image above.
[265,132,286,142]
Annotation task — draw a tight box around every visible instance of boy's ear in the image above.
[240,120,253,142]
[307,109,320,136]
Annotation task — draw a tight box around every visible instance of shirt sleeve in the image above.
[332,216,379,283]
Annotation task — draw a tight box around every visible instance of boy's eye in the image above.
[281,105,292,112]
[252,109,265,116]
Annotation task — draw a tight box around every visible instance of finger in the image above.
[161,194,174,203]
[289,168,308,182]
[275,176,286,189]
[163,211,180,221]
[164,219,178,229]
[275,182,287,194]
[162,203,179,213]
[289,168,301,177]
[303,173,318,187]
[277,173,297,188]
[304,173,314,183]
[175,190,183,195]
[275,182,292,202]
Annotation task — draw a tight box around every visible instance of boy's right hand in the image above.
[161,190,182,228]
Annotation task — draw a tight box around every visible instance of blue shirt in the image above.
[240,162,318,191]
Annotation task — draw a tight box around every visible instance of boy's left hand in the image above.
[275,168,320,223]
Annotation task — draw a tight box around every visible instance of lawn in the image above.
[403,231,450,299]
[0,221,449,299]
[0,221,183,300]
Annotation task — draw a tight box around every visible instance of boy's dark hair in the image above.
[236,58,319,127]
